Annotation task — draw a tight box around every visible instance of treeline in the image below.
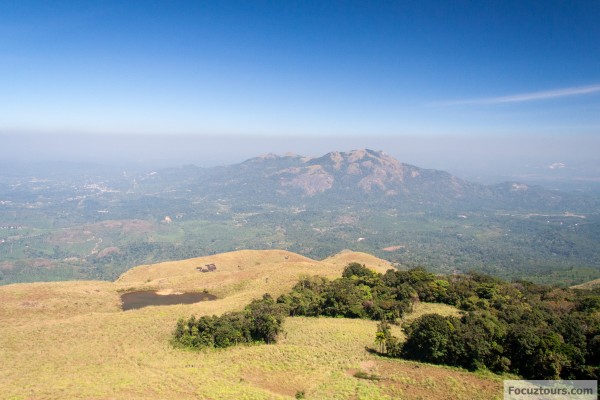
[172,262,600,383]
[277,263,415,321]
[173,262,462,349]
[378,271,600,381]
[173,262,417,349]
[173,294,287,349]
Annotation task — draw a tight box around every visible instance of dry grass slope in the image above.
[0,249,503,399]
[571,278,600,290]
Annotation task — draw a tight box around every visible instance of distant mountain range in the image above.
[145,148,597,213]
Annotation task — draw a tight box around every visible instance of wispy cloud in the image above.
[434,84,600,106]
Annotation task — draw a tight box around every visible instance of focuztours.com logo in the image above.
[504,380,597,400]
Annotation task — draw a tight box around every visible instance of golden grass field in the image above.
[0,250,505,399]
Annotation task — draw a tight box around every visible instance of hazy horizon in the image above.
[2,132,599,191]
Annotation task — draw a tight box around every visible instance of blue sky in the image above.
[1,1,600,180]
[1,0,599,136]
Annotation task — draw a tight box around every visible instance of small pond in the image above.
[120,290,217,311]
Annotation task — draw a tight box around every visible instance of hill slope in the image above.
[572,278,600,290]
[117,249,392,306]
[0,249,504,399]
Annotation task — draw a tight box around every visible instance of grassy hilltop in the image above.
[0,250,503,399]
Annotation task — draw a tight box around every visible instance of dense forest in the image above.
[174,263,600,382]
[382,270,600,381]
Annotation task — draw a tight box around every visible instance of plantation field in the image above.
[0,250,504,399]
[3,209,600,287]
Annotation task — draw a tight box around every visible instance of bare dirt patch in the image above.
[347,360,380,378]
[48,229,93,244]
[0,261,16,271]
[96,246,120,258]
[19,301,42,308]
[30,259,57,269]
[374,359,502,400]
[382,245,405,252]
[335,214,359,225]
[241,371,306,398]
[97,219,155,234]
[360,360,376,371]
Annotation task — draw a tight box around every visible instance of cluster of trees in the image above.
[173,261,599,383]
[276,263,415,321]
[170,263,495,351]
[174,262,419,350]
[377,271,600,381]
[173,294,287,349]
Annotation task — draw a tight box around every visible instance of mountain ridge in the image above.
[159,148,597,212]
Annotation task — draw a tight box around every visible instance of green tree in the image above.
[374,331,387,354]
[342,262,373,279]
[402,314,456,364]
[247,294,287,344]
[449,311,509,372]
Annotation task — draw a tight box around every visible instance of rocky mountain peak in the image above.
[274,149,418,196]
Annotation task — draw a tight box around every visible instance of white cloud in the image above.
[434,84,600,106]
